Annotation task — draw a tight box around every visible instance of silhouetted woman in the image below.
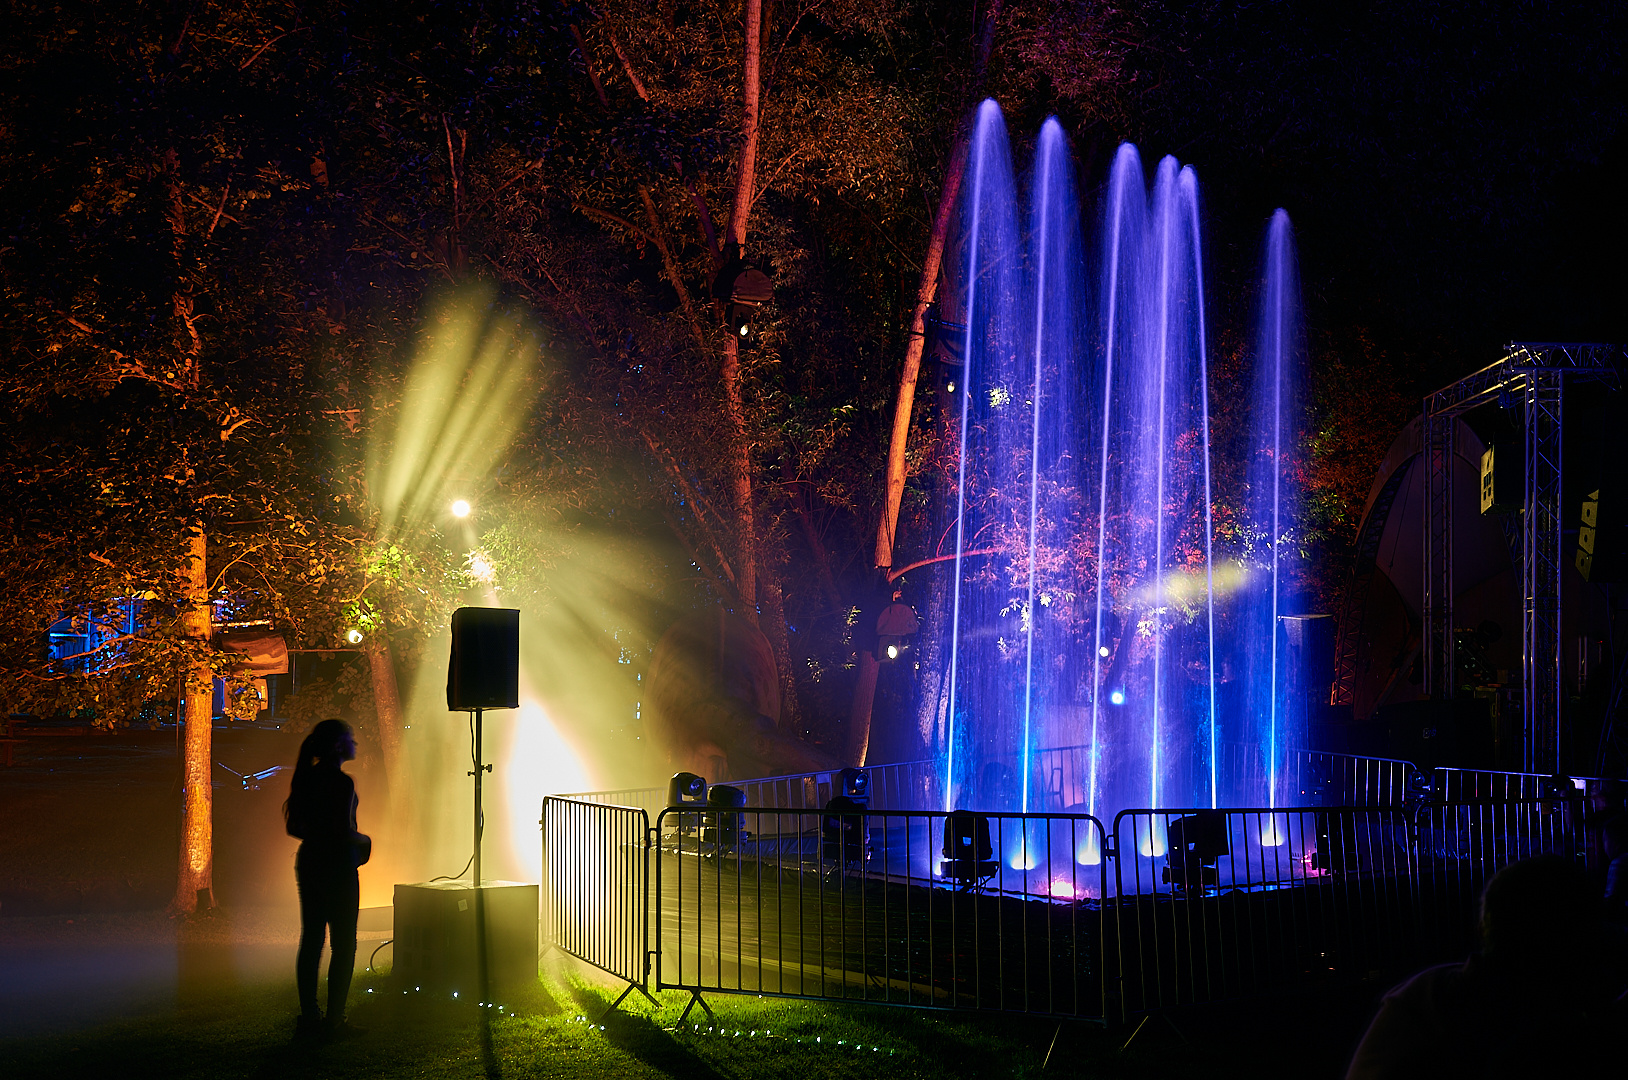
[284,718,371,1041]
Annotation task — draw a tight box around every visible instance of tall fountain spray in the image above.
[1239,209,1305,824]
[943,100,1022,815]
[932,101,1305,831]
[1089,145,1214,823]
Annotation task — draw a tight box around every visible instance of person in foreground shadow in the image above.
[284,718,372,1042]
[1345,854,1627,1079]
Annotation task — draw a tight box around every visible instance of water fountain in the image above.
[933,101,1305,837]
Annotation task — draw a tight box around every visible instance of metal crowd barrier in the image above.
[542,797,652,992]
[1111,806,1416,1016]
[541,777,1596,1024]
[724,759,941,811]
[1411,794,1590,960]
[1430,767,1599,803]
[554,785,665,818]
[556,750,1420,817]
[654,806,1109,1018]
[1293,752,1419,807]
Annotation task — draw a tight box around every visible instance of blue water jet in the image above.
[1239,209,1306,811]
[931,102,1305,828]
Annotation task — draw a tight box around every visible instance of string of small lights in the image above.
[356,987,898,1055]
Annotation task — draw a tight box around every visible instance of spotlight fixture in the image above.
[668,771,707,807]
[346,628,365,645]
[667,772,708,843]
[1162,811,1229,891]
[838,767,869,803]
[940,810,999,892]
[704,783,748,850]
[451,499,472,518]
[1109,689,1125,705]
[822,790,869,869]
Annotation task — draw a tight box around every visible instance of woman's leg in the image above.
[325,868,360,1023]
[294,861,328,1020]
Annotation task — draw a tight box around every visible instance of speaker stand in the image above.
[469,706,493,1008]
[469,707,492,886]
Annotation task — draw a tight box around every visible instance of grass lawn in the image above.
[4,953,1379,1080]
[0,726,1385,1078]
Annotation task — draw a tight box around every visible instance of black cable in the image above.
[367,938,394,973]
[431,711,483,882]
[431,853,475,883]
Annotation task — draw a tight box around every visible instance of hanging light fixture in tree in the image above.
[922,302,968,395]
[874,595,920,662]
[711,241,774,338]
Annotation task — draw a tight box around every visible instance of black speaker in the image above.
[1478,440,1523,515]
[1568,386,1628,583]
[1377,698,1493,770]
[446,607,519,711]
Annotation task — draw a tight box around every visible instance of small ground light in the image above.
[346,628,364,645]
[451,498,471,518]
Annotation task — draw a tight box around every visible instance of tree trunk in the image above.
[874,2,1002,569]
[850,1,1003,763]
[171,526,214,915]
[722,0,764,620]
[758,564,799,729]
[848,651,881,765]
[366,634,404,789]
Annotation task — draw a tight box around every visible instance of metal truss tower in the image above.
[1421,343,1620,773]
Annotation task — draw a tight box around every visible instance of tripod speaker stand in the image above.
[395,607,536,993]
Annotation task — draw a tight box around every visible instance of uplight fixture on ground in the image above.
[346,628,365,645]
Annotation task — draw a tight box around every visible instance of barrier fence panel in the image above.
[1111,807,1416,1018]
[546,769,1597,1024]
[1293,752,1419,807]
[555,786,666,819]
[724,760,941,812]
[1411,795,1589,960]
[654,807,1110,1019]
[542,796,652,989]
[865,760,941,811]
[1431,768,1598,803]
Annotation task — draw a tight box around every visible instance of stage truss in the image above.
[1420,342,1622,772]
